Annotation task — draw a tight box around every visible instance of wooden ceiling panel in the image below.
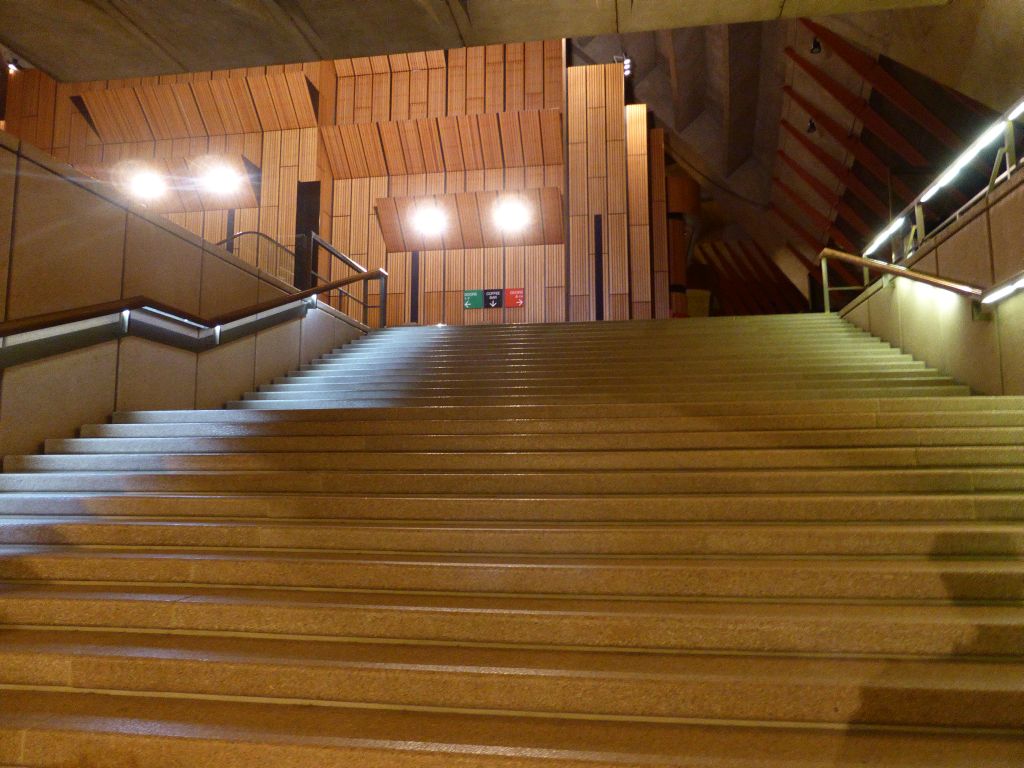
[457,114,484,171]
[135,84,188,140]
[437,115,464,172]
[172,83,209,137]
[478,113,504,169]
[320,110,563,179]
[378,121,407,175]
[376,187,564,252]
[190,80,228,135]
[248,76,283,131]
[357,122,388,176]
[283,72,318,127]
[320,126,351,177]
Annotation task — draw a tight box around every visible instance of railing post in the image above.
[821,256,831,314]
[362,278,368,326]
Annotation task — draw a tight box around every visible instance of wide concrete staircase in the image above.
[0,313,1021,766]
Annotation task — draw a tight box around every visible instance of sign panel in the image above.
[484,289,503,308]
[505,288,525,307]
[463,289,484,309]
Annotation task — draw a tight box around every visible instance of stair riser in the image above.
[253,378,957,397]
[2,555,1020,600]
[0,494,1017,522]
[1,596,1019,656]
[229,387,972,407]
[47,428,1024,455]
[1,648,1017,728]
[1,469,1020,494]
[1,521,1021,557]
[11,446,1024,473]
[80,412,1024,439]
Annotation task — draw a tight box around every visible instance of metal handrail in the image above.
[817,248,983,313]
[214,230,299,260]
[0,270,388,369]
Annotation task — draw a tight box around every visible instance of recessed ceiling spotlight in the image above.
[493,197,531,233]
[198,164,242,195]
[128,170,167,201]
[412,205,447,237]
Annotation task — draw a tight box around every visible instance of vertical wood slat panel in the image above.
[626,104,651,318]
[465,47,486,114]
[484,45,504,113]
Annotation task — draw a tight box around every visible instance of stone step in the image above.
[1,518,1021,556]
[0,584,1020,656]
[252,376,959,397]
[0,547,1020,601]
[228,386,972,408]
[1,467,1022,494]
[107,396,1024,424]
[79,411,1024,438]
[0,629,1018,728]
[3,689,1019,768]
[48,426,1024,454]
[0,492,1018,523]
[11,445,1024,474]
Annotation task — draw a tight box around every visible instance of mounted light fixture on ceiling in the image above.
[613,54,632,77]
[810,38,822,55]
[806,118,817,134]
[127,170,167,201]
[411,205,447,237]
[198,163,243,195]
[6,59,19,74]
[492,197,531,233]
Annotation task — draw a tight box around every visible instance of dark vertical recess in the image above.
[225,210,236,252]
[295,181,320,290]
[594,214,604,321]
[410,250,420,324]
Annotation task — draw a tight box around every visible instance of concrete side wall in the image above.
[842,170,1024,395]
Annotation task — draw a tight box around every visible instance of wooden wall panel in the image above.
[626,103,651,319]
[5,42,662,329]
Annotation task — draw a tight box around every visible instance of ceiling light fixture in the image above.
[810,38,822,55]
[806,118,817,134]
[198,164,243,195]
[613,55,632,77]
[128,170,167,201]
[412,205,447,237]
[6,59,18,74]
[492,197,531,233]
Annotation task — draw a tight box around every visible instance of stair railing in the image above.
[0,269,388,369]
[817,248,983,313]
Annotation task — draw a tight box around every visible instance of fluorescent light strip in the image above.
[981,277,1024,305]
[920,120,1007,203]
[1010,101,1024,122]
[863,217,906,256]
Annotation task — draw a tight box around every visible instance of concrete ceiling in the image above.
[0,0,946,81]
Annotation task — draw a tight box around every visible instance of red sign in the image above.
[505,288,525,307]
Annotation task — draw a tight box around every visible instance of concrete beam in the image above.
[0,0,950,81]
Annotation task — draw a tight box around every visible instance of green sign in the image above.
[463,289,484,309]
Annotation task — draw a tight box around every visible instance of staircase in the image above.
[0,313,1021,767]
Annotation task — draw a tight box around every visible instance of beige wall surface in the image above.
[0,306,365,457]
[842,170,1024,395]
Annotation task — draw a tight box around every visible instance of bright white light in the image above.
[623,58,632,77]
[6,62,17,74]
[982,284,1017,305]
[492,197,531,233]
[128,170,167,201]
[1011,101,1024,122]
[198,164,242,195]
[411,206,447,237]
[863,217,906,257]
[920,121,1007,204]
[981,276,1024,305]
